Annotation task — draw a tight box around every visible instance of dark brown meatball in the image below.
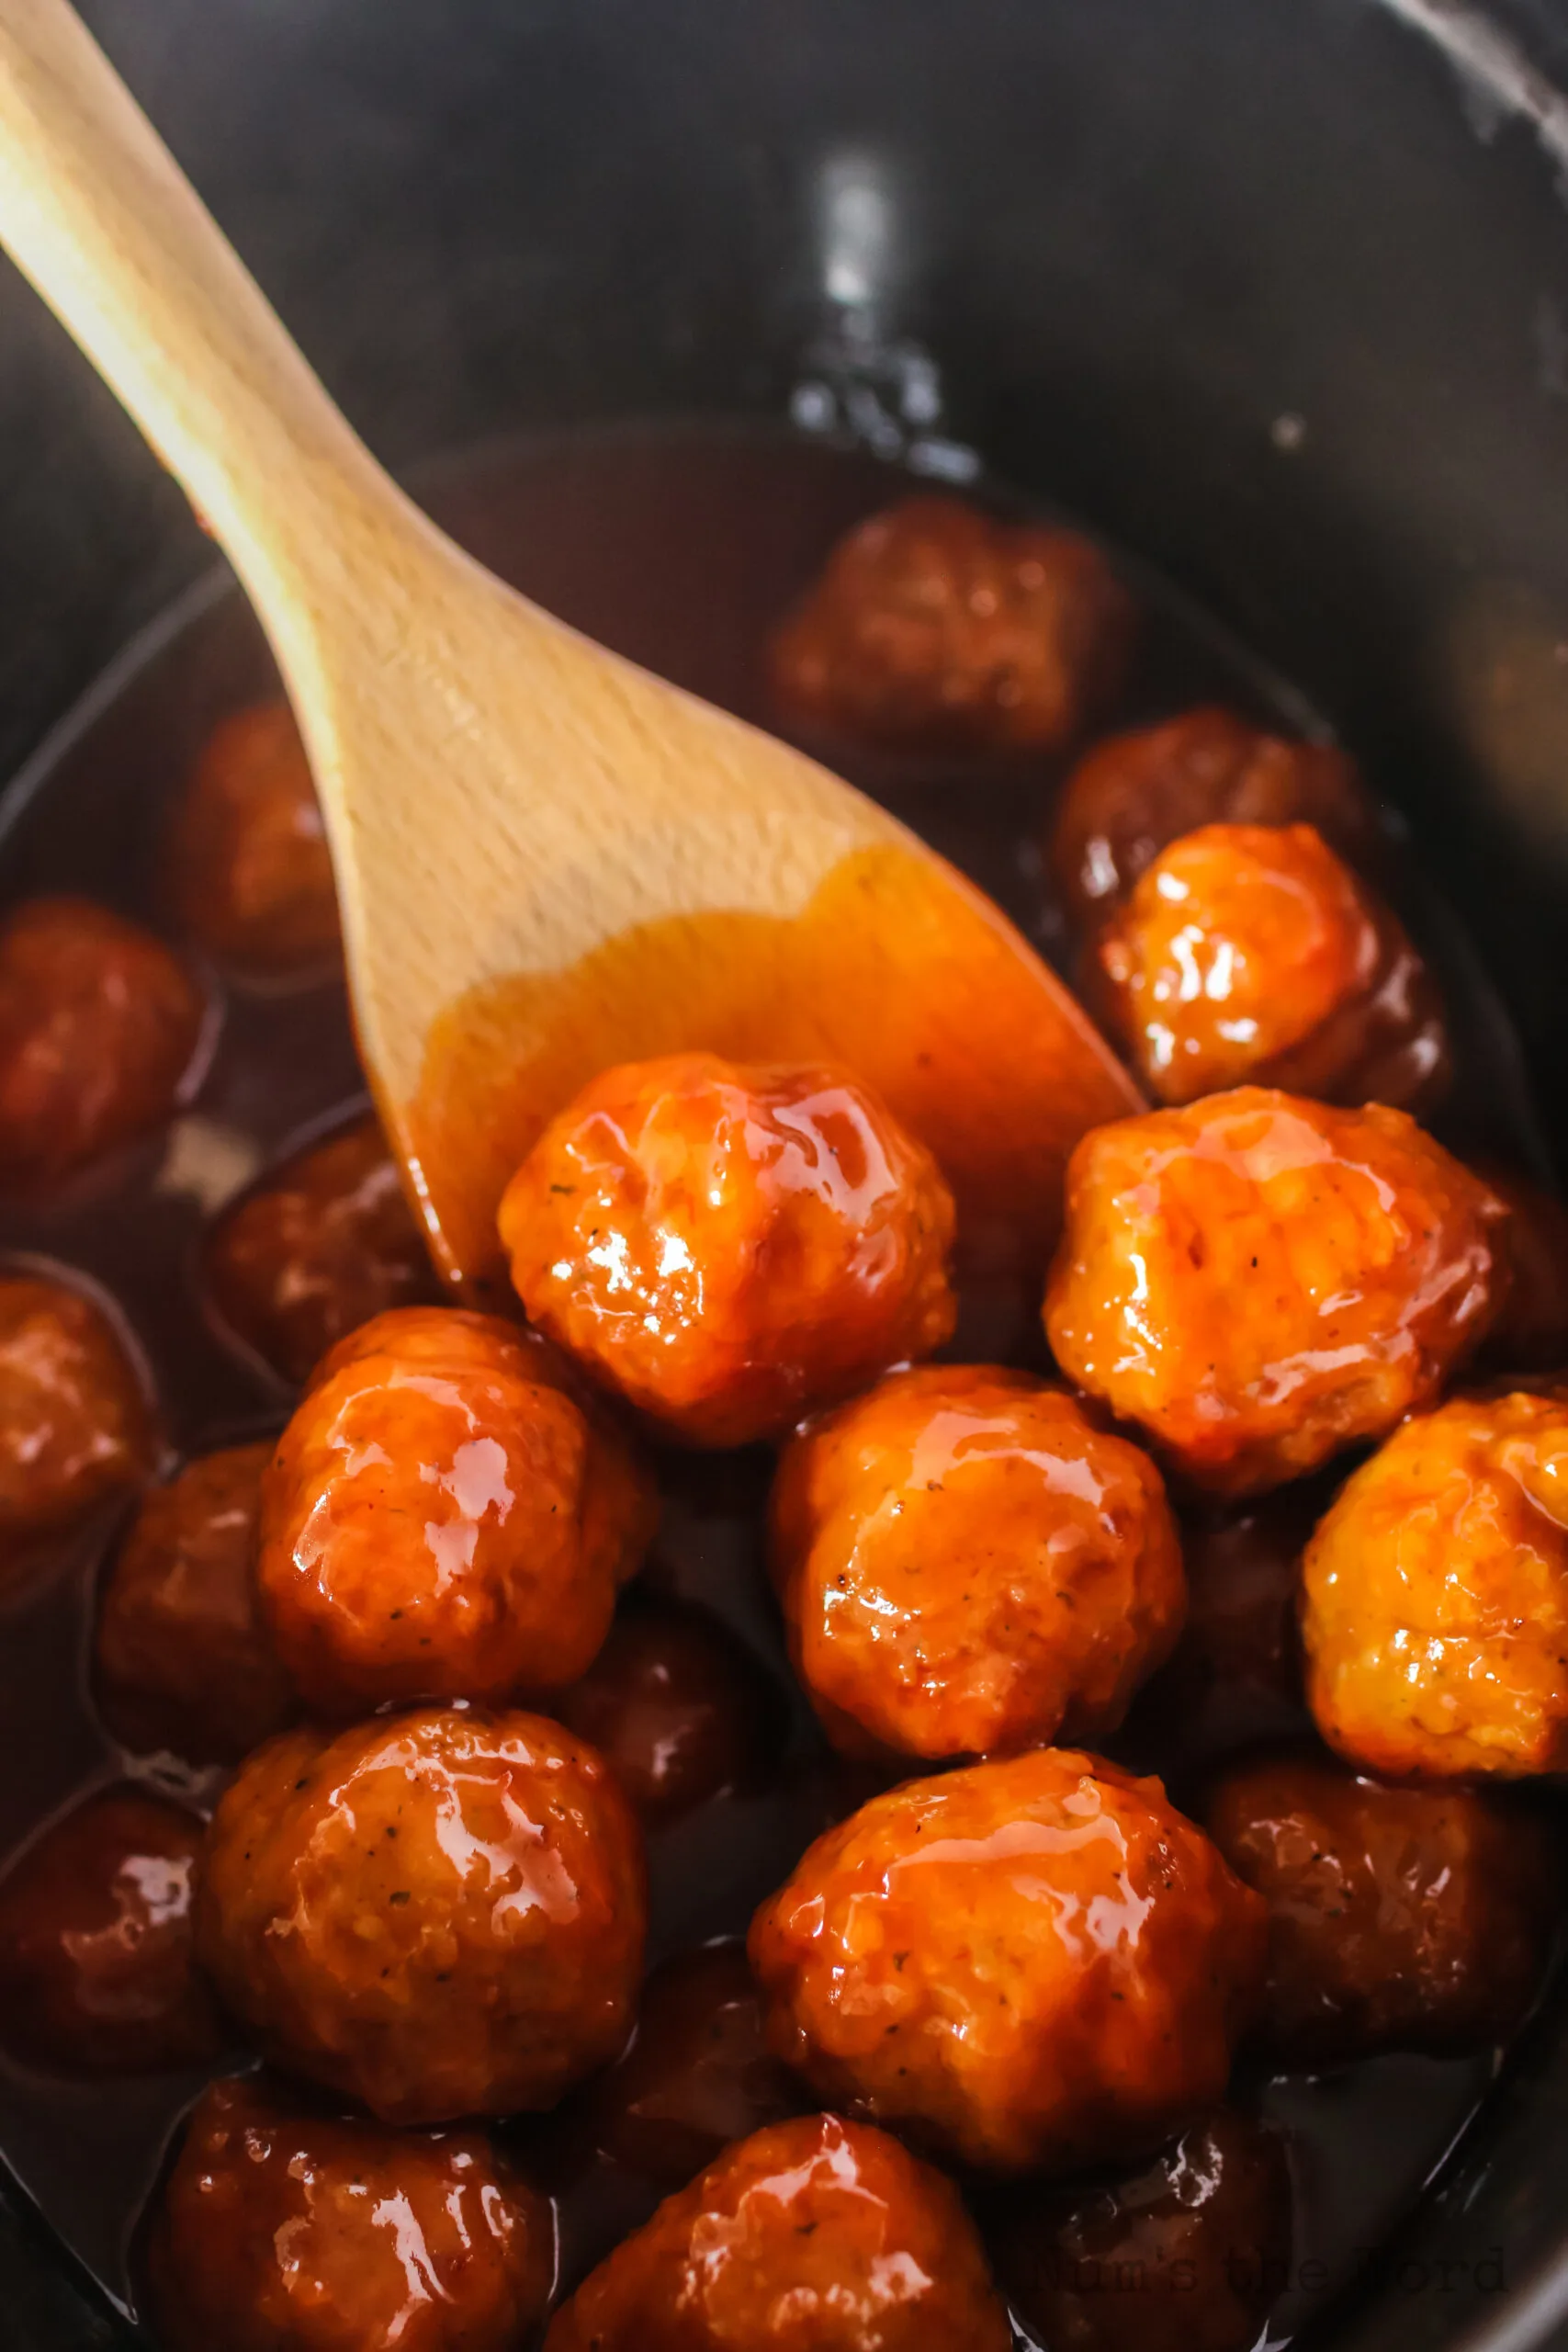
[1203,1750,1558,2064]
[551,1602,785,1826]
[575,1942,807,2191]
[143,2072,555,2352]
[168,702,341,981]
[768,495,1133,754]
[202,1114,441,1385]
[196,1705,647,2123]
[0,896,206,1190]
[989,2109,1293,2352]
[93,1442,295,1766]
[1138,1487,1314,1759]
[0,1273,156,1591]
[0,1786,222,2076]
[1477,1165,1568,1371]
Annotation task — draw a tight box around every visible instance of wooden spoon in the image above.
[0,0,1139,1299]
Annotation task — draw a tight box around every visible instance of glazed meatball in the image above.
[552,1601,785,1826]
[196,1704,646,2122]
[576,1941,807,2190]
[989,2108,1292,2352]
[202,1114,439,1385]
[500,1053,957,1446]
[168,703,340,980]
[143,2071,554,2352]
[749,1748,1265,2174]
[0,1273,155,1589]
[256,1306,656,1713]
[545,2112,1011,2352]
[1044,1089,1509,1496]
[1302,1388,1568,1777]
[1141,1487,1313,1758]
[1050,707,1376,931]
[0,897,205,1190]
[1091,822,1449,1110]
[94,1442,295,1766]
[767,494,1133,755]
[1478,1166,1568,1371]
[1205,1751,1556,2063]
[0,1787,221,2075]
[771,1365,1185,1761]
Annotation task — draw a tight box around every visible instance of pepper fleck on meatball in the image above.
[94,1442,295,1766]
[257,1306,655,1713]
[1091,822,1448,1110]
[196,1704,646,2122]
[0,1786,222,2076]
[142,2072,555,2352]
[500,1053,957,1447]
[1204,1750,1557,2063]
[0,1272,156,1591]
[768,494,1133,755]
[545,2112,1011,2352]
[1050,707,1376,931]
[0,897,206,1191]
[749,1747,1265,2174]
[989,2108,1292,2352]
[202,1114,440,1386]
[1044,1089,1509,1496]
[771,1365,1185,1761]
[1302,1388,1568,1778]
[168,703,340,981]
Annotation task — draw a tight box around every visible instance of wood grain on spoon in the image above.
[0,0,1141,1295]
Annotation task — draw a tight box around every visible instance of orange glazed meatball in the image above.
[0,1273,155,1589]
[1092,822,1449,1110]
[202,1114,439,1385]
[1206,1752,1555,2065]
[0,1787,221,2075]
[94,1442,295,1766]
[168,703,340,980]
[144,2072,554,2352]
[1302,1388,1568,1778]
[196,1704,646,2122]
[749,1748,1265,2174]
[767,494,1133,754]
[552,1601,784,1826]
[771,1365,1185,1761]
[0,896,205,1190]
[545,2112,1011,2352]
[501,1053,957,1447]
[1045,1089,1508,1496]
[990,2108,1292,2352]
[256,1306,654,1713]
[1050,706,1376,931]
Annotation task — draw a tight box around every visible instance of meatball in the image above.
[770,1365,1185,1761]
[196,1704,647,2122]
[143,2072,554,2352]
[1141,1488,1313,1758]
[0,1786,221,2075]
[0,896,205,1190]
[767,494,1133,755]
[1302,1388,1568,1778]
[1478,1166,1568,1372]
[545,2112,1011,2352]
[0,1272,155,1589]
[576,1941,807,2191]
[552,1601,785,1826]
[500,1053,957,1447]
[989,2108,1292,2352]
[1050,706,1376,931]
[168,703,340,981]
[93,1442,295,1766]
[1044,1089,1509,1496]
[256,1306,656,1713]
[1091,822,1449,1110]
[1204,1751,1556,2063]
[749,1748,1265,2174]
[202,1114,440,1386]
